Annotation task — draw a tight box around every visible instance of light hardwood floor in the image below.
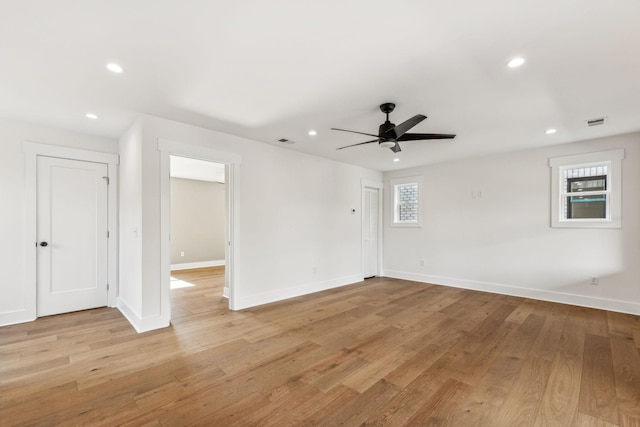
[1,267,639,426]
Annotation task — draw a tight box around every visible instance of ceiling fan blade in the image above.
[331,128,380,138]
[385,114,427,139]
[398,133,456,141]
[336,139,380,150]
[390,143,401,153]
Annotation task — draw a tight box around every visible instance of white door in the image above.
[37,156,109,316]
[363,187,379,278]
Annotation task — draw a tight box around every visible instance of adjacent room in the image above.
[169,155,228,301]
[1,1,639,425]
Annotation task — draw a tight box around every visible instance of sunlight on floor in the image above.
[170,276,195,289]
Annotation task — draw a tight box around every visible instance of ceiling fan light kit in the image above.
[332,103,455,153]
[379,140,396,148]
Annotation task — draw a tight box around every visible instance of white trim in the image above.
[548,149,625,167]
[170,260,225,270]
[158,138,241,319]
[361,179,383,190]
[222,287,229,299]
[117,297,142,331]
[8,142,118,327]
[118,297,170,333]
[233,275,363,310]
[159,139,241,164]
[549,149,624,228]
[361,179,383,278]
[384,270,640,316]
[0,309,35,327]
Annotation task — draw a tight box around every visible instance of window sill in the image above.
[552,219,621,229]
[391,222,422,228]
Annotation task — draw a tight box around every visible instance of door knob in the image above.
[40,242,48,247]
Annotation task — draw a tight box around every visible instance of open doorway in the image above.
[169,156,228,318]
[159,139,240,323]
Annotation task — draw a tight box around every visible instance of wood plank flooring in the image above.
[1,267,639,426]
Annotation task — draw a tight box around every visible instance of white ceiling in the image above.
[2,1,639,171]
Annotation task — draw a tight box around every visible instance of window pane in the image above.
[397,183,418,223]
[568,175,606,192]
[565,194,607,219]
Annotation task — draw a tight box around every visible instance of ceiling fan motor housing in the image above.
[379,121,397,141]
[378,121,397,148]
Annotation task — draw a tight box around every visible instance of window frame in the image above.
[390,176,423,228]
[549,149,624,228]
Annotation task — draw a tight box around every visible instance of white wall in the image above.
[384,132,640,314]
[117,119,143,321]
[0,118,118,326]
[118,115,382,331]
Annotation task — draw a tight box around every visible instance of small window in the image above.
[550,149,624,228]
[391,176,423,227]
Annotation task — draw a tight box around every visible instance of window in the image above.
[564,168,607,219]
[391,176,423,227]
[549,149,624,228]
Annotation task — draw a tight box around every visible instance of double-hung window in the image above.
[549,149,624,228]
[563,167,608,219]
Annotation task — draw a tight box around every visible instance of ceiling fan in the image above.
[332,103,455,153]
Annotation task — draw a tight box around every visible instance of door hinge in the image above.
[107,230,110,238]
[107,283,109,291]
[103,176,110,185]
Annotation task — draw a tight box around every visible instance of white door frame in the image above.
[23,142,119,322]
[361,179,383,278]
[158,139,241,316]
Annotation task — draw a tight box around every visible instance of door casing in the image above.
[23,142,119,321]
[361,179,383,278]
[159,138,241,319]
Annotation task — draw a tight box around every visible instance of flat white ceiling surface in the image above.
[2,1,639,171]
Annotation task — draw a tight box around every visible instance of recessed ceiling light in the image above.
[393,158,400,162]
[106,63,123,73]
[86,113,98,120]
[545,128,557,134]
[308,130,317,136]
[507,57,525,68]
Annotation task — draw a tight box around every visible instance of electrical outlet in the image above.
[180,251,185,257]
[313,266,317,274]
[420,259,425,267]
[590,276,599,286]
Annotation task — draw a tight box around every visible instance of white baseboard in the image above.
[117,297,170,333]
[222,286,229,299]
[0,308,36,327]
[232,274,364,310]
[383,270,640,316]
[170,260,225,271]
